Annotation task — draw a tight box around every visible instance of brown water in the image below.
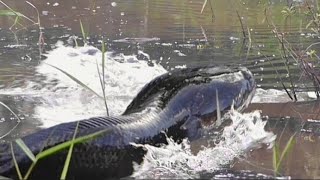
[0,0,320,179]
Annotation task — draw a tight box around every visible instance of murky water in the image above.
[0,0,320,179]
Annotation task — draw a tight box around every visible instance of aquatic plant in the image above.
[44,41,110,115]
[0,1,44,56]
[11,125,111,179]
[0,102,21,139]
[0,9,24,30]
[96,40,109,116]
[263,6,298,101]
[0,3,111,179]
[264,1,320,100]
[272,134,296,176]
[44,63,104,100]
[79,19,88,45]
[200,0,214,21]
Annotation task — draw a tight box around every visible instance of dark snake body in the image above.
[0,66,256,179]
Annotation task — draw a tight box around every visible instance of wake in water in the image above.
[131,110,276,179]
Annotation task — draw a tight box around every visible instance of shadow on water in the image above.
[0,0,319,179]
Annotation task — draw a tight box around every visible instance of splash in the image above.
[0,41,167,127]
[131,110,276,179]
[0,41,312,129]
[36,42,167,127]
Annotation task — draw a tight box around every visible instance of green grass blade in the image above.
[0,175,11,180]
[15,139,36,162]
[201,0,208,14]
[101,40,106,92]
[24,128,111,179]
[272,143,280,174]
[60,121,80,180]
[95,59,109,115]
[0,9,23,16]
[45,63,103,99]
[12,16,20,28]
[36,128,110,160]
[100,40,109,116]
[276,134,296,171]
[10,142,23,180]
[73,36,79,48]
[24,161,37,180]
[79,19,87,44]
[0,101,21,139]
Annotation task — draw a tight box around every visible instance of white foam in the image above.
[0,42,282,177]
[131,110,276,179]
[0,42,311,128]
[0,42,167,127]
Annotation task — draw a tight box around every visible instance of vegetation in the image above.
[272,134,296,176]
[0,1,44,57]
[10,118,112,180]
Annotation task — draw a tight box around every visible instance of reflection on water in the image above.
[0,0,319,179]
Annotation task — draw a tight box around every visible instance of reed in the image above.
[79,19,88,45]
[96,40,109,116]
[272,134,296,176]
[264,2,320,99]
[44,63,104,100]
[263,7,299,101]
[11,124,111,179]
[60,121,80,179]
[10,142,22,179]
[0,102,21,139]
[0,1,44,57]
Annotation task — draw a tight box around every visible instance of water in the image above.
[131,110,276,179]
[0,43,305,179]
[0,43,168,131]
[0,0,320,179]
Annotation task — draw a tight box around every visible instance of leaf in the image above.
[0,101,21,139]
[10,142,23,180]
[45,63,103,99]
[101,40,106,90]
[36,128,110,160]
[15,139,36,162]
[306,20,314,29]
[79,19,87,44]
[272,143,280,174]
[276,134,296,170]
[201,0,208,14]
[24,128,111,179]
[0,175,11,180]
[0,10,23,16]
[100,40,109,116]
[60,121,80,180]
